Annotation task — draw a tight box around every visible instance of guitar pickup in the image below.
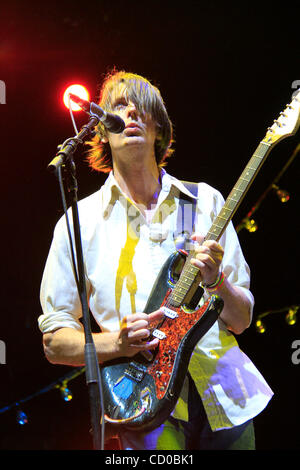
[161,306,178,319]
[152,329,166,340]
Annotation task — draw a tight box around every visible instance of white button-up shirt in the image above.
[38,170,273,431]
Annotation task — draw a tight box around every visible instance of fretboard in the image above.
[169,140,272,308]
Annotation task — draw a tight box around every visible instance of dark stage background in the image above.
[0,1,299,451]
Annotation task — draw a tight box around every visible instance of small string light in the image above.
[255,305,299,333]
[58,381,73,402]
[244,217,258,232]
[286,306,298,326]
[237,217,258,233]
[272,184,290,203]
[0,367,85,426]
[255,319,266,334]
[16,408,28,425]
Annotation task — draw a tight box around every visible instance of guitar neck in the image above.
[205,140,271,242]
[169,140,272,307]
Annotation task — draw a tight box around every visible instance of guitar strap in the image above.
[175,181,198,251]
[176,180,203,309]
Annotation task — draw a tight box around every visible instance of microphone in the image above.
[68,93,125,134]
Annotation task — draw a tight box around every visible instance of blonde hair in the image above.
[86,70,174,173]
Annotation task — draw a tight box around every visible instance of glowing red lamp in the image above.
[63,84,90,111]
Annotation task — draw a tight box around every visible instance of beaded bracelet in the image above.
[202,271,225,292]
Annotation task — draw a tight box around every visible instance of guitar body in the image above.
[101,251,223,432]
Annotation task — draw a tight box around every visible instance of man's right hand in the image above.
[117,309,164,357]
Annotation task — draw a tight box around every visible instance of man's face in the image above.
[102,84,158,158]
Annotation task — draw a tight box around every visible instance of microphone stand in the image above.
[47,115,103,450]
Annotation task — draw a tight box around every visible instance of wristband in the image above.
[202,271,225,292]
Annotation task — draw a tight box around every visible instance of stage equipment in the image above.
[63,84,90,111]
[255,305,299,333]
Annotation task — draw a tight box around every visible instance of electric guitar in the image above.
[101,89,300,432]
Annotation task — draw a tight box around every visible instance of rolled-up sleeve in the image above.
[38,216,85,333]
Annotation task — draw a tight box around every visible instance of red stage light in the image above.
[63,84,90,111]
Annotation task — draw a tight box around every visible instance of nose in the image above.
[126,101,138,119]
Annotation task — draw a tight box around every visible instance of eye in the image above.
[113,98,128,110]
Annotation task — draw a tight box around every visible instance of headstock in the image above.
[263,89,300,145]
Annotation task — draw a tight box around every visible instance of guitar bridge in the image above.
[124,362,146,382]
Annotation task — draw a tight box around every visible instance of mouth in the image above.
[125,122,142,131]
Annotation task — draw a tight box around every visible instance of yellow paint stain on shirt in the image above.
[115,216,139,327]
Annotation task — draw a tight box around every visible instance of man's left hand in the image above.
[190,233,224,286]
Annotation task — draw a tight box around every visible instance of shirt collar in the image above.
[160,169,198,200]
[101,171,123,217]
[101,169,198,216]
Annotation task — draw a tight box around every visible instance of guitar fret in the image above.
[216,214,228,221]
[175,284,188,293]
[252,154,264,160]
[226,198,239,206]
[229,182,248,194]
[184,267,199,276]
[207,229,220,237]
[173,291,185,299]
[183,268,196,279]
[242,170,254,177]
[178,278,191,287]
[239,176,252,182]
[237,178,251,185]
[169,256,202,303]
[176,279,191,291]
[171,295,184,305]
[214,222,223,231]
